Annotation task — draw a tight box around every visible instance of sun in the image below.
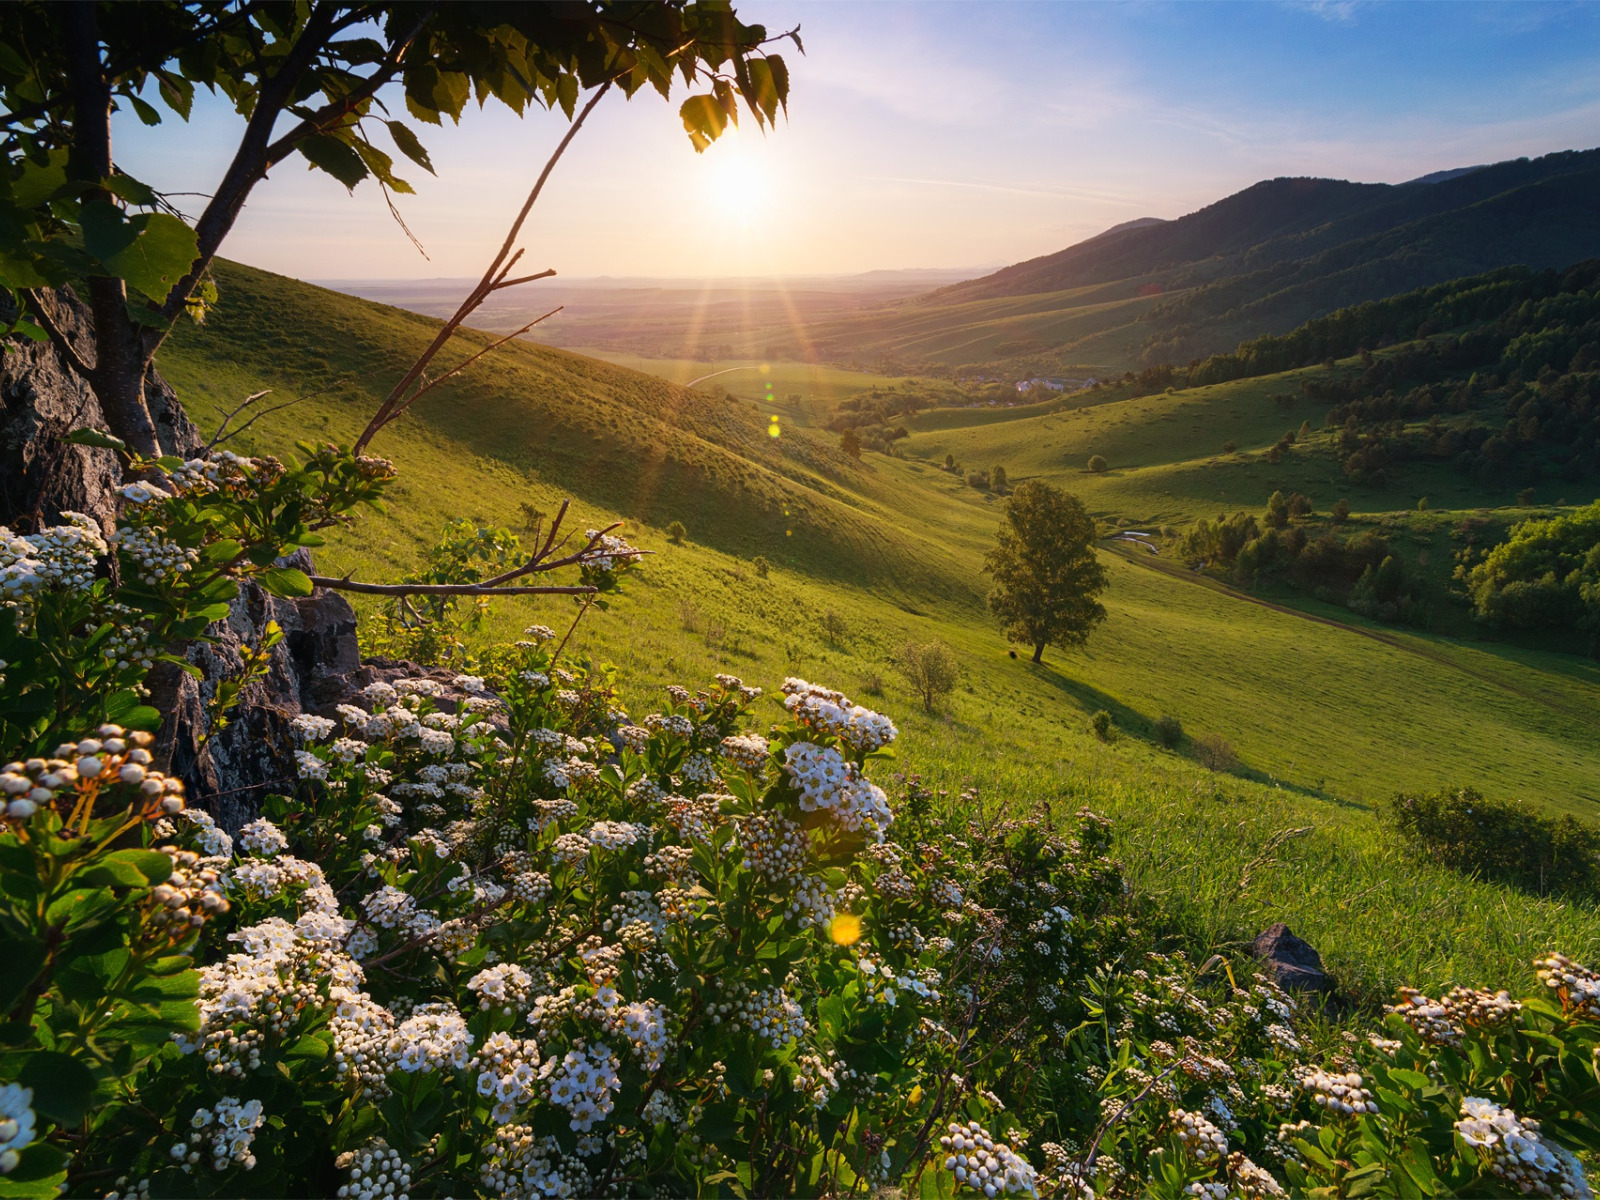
[700,131,772,230]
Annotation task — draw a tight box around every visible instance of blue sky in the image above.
[115,1,1600,280]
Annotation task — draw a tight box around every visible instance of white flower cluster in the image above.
[238,818,289,857]
[1300,1069,1377,1116]
[739,812,808,881]
[0,1083,35,1174]
[479,1126,587,1198]
[184,809,233,857]
[1227,1151,1288,1199]
[1535,953,1600,1020]
[1,727,180,823]
[781,742,892,841]
[113,522,198,584]
[183,1096,265,1172]
[1456,1097,1591,1198]
[542,1042,622,1131]
[940,1122,1037,1197]
[389,1005,475,1073]
[1171,1108,1230,1163]
[468,963,535,1014]
[335,1140,411,1200]
[581,529,642,572]
[475,1032,543,1124]
[611,1001,671,1071]
[290,713,336,742]
[794,1050,853,1108]
[0,513,105,606]
[720,733,769,772]
[587,820,643,850]
[781,678,898,753]
[729,986,807,1049]
[177,914,361,1075]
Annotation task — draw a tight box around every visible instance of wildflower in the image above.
[0,1083,36,1174]
[940,1122,1036,1196]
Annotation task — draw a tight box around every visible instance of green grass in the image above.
[156,259,1600,1001]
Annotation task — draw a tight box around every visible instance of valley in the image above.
[158,258,1600,1001]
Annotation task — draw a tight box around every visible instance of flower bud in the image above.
[76,756,103,777]
[118,763,147,785]
[7,799,37,819]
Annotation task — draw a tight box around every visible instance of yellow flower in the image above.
[829,913,862,946]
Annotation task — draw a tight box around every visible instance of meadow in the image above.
[156,259,1600,1003]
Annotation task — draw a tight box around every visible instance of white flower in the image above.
[0,1083,36,1174]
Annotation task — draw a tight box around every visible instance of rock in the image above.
[1251,923,1333,993]
[0,286,199,534]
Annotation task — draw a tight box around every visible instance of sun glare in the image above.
[700,132,772,230]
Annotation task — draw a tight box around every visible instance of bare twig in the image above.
[353,82,614,454]
[205,381,349,450]
[1083,1059,1187,1170]
[402,306,563,410]
[204,389,271,448]
[308,576,595,598]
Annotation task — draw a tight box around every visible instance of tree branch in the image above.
[308,577,596,598]
[353,81,614,454]
[397,306,562,412]
[20,289,96,380]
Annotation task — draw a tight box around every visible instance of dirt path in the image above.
[1107,545,1599,729]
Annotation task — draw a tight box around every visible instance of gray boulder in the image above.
[1251,923,1333,993]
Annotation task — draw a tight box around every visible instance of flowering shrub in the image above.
[0,444,395,754]
[1,446,1598,1199]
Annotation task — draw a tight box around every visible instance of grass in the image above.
[156,258,1600,1001]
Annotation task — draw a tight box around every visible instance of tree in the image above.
[667,520,687,545]
[1332,497,1351,524]
[1087,454,1108,473]
[841,428,862,459]
[0,3,794,455]
[1266,489,1290,529]
[990,465,1008,493]
[984,480,1108,663]
[898,639,958,713]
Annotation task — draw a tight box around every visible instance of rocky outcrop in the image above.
[1251,923,1334,993]
[1,288,386,830]
[0,287,199,534]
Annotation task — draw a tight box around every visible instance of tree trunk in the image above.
[1032,644,1044,663]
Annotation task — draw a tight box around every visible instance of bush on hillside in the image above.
[1461,500,1600,650]
[898,640,960,713]
[819,609,848,644]
[1087,454,1108,473]
[667,519,687,544]
[966,470,990,490]
[1153,713,1184,748]
[1090,709,1114,741]
[1194,733,1239,772]
[1380,787,1600,898]
[752,554,770,578]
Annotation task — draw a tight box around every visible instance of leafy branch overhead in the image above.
[0,2,797,455]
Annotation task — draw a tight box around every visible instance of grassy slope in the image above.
[157,260,1600,1001]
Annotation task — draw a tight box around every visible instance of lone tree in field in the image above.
[984,480,1108,663]
[899,638,959,712]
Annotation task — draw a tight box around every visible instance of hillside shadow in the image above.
[1023,657,1368,811]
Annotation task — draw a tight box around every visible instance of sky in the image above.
[114,1,1600,282]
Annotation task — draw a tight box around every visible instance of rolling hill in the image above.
[156,257,1600,999]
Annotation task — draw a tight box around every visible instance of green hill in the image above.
[157,258,1600,1000]
[751,148,1600,379]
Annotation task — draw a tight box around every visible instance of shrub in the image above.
[990,465,1008,493]
[1518,487,1537,507]
[1090,709,1114,741]
[899,639,959,713]
[666,519,687,544]
[1153,714,1183,748]
[1193,733,1239,772]
[752,554,770,578]
[820,609,848,644]
[1222,440,1237,453]
[1379,787,1600,898]
[1087,454,1108,473]
[1332,497,1351,523]
[965,470,989,490]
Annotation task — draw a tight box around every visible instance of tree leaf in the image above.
[80,206,199,303]
[259,566,314,598]
[61,427,125,451]
[124,94,163,127]
[297,134,370,190]
[0,938,47,1013]
[20,1050,96,1124]
[385,120,435,174]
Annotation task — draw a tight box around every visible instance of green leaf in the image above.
[60,427,125,452]
[0,1141,69,1198]
[79,204,199,302]
[102,848,175,886]
[125,94,163,127]
[0,938,47,1013]
[20,1050,96,1124]
[259,566,314,598]
[298,134,370,190]
[385,121,435,174]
